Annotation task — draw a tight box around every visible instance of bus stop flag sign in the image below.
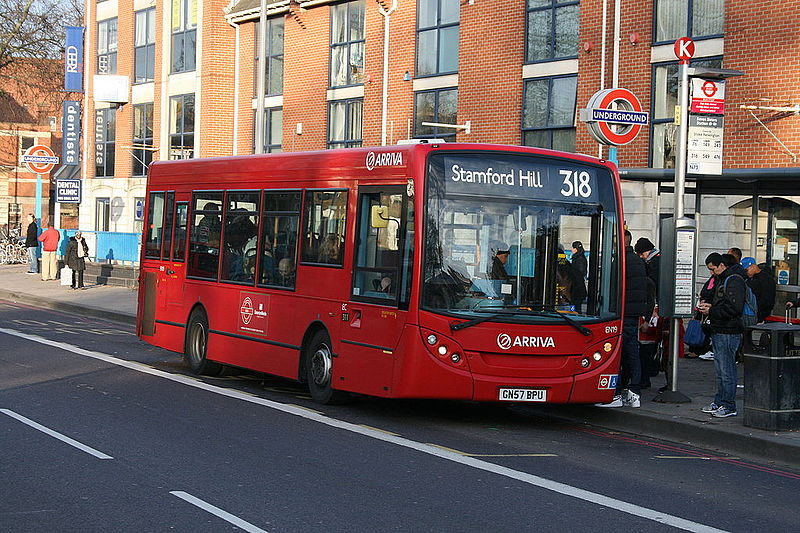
[581,88,648,146]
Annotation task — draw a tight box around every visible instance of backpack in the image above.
[723,274,758,328]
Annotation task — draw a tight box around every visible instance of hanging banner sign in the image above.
[64,26,84,92]
[62,101,81,165]
[690,78,726,114]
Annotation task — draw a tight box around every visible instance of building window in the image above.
[414,88,458,140]
[169,94,195,160]
[254,18,284,96]
[651,57,722,168]
[255,108,283,153]
[172,0,197,73]
[522,75,577,152]
[95,108,116,177]
[97,18,117,74]
[416,0,459,76]
[135,8,156,83]
[526,0,579,62]
[133,103,154,177]
[96,198,110,231]
[655,0,724,43]
[328,99,363,149]
[330,0,365,88]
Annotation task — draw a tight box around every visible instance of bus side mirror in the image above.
[371,205,389,228]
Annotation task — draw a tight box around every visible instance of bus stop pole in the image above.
[666,59,692,402]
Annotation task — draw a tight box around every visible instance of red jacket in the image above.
[38,227,60,251]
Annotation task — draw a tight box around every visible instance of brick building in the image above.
[83,0,800,280]
[0,58,71,231]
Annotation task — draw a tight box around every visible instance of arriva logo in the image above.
[366,151,403,171]
[496,333,556,350]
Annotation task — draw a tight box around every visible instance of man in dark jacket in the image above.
[697,253,746,418]
[24,213,38,274]
[742,257,775,323]
[597,230,648,408]
[634,237,661,302]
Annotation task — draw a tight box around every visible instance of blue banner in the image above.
[65,26,84,92]
[62,101,81,165]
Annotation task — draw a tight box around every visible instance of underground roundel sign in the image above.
[581,88,648,146]
[22,144,59,174]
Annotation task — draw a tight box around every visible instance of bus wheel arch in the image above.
[184,305,223,376]
[300,324,347,404]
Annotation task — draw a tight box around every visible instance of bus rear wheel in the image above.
[305,330,347,404]
[185,309,222,376]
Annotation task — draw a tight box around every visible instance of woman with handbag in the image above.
[65,232,89,290]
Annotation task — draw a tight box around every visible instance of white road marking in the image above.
[0,327,727,533]
[0,408,113,460]
[170,491,268,533]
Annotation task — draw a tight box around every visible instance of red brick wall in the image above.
[724,1,800,168]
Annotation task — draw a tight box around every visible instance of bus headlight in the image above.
[593,352,602,361]
[604,342,612,352]
[427,334,438,345]
[580,358,590,368]
[438,345,448,356]
[450,353,461,363]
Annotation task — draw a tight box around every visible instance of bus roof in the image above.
[147,143,616,186]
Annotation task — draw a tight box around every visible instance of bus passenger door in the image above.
[339,186,413,396]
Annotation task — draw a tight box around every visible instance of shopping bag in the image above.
[60,266,72,286]
[684,318,705,346]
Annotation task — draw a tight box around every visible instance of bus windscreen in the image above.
[422,152,620,322]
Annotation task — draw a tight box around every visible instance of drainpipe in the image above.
[226,18,242,155]
[254,0,268,153]
[379,0,398,146]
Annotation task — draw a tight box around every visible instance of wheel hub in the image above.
[310,344,332,386]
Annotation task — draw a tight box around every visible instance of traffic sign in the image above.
[22,145,59,174]
[581,88,648,146]
[674,37,695,63]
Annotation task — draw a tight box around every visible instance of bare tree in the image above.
[0,0,84,71]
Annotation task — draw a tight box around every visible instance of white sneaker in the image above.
[595,395,624,408]
[698,351,715,360]
[623,390,641,408]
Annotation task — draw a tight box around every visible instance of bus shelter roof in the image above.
[618,167,800,196]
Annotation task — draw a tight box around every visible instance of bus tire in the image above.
[184,308,222,376]
[305,330,347,404]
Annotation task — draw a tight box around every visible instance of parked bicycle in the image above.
[0,227,28,265]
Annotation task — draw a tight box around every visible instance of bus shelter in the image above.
[619,166,800,317]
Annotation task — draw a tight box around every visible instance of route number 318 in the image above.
[560,169,592,198]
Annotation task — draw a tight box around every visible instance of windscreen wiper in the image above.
[518,304,593,336]
[449,306,592,336]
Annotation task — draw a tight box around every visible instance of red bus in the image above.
[137,142,624,404]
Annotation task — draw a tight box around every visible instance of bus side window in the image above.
[162,192,175,261]
[301,190,347,266]
[351,188,406,303]
[172,202,188,262]
[188,192,223,279]
[259,191,301,289]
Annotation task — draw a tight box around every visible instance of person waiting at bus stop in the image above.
[596,230,648,408]
[697,253,746,418]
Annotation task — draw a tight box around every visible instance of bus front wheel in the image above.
[185,309,222,376]
[305,330,347,404]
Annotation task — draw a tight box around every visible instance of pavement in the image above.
[1,263,799,470]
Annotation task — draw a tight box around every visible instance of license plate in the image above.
[498,388,547,402]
